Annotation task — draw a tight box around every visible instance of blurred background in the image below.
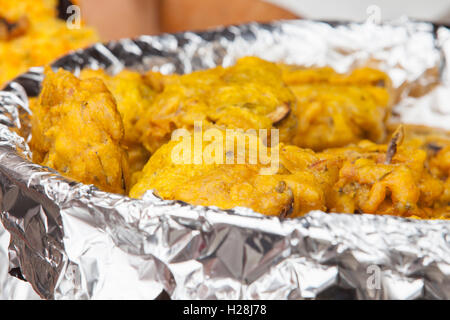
[1,0,450,87]
[78,0,450,40]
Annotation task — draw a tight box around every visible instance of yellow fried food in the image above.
[137,56,298,154]
[421,153,450,218]
[79,69,158,145]
[0,0,98,87]
[30,68,129,194]
[395,125,450,217]
[131,124,449,218]
[130,128,339,217]
[25,56,449,219]
[79,69,159,175]
[282,66,391,150]
[323,135,448,218]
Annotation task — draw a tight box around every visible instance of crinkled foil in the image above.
[1,20,450,300]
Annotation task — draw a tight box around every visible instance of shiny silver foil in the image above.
[1,19,450,300]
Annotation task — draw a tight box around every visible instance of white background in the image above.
[266,0,450,24]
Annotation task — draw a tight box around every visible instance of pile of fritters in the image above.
[30,68,129,194]
[281,66,392,150]
[28,56,450,219]
[136,57,298,153]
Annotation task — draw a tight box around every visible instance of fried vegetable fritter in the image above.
[131,125,450,219]
[392,124,450,217]
[30,68,130,194]
[314,124,450,219]
[282,66,392,150]
[136,57,298,154]
[79,69,158,145]
[79,69,159,176]
[130,128,338,217]
[25,56,449,219]
[324,142,438,218]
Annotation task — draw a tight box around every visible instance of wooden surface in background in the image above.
[80,0,160,40]
[160,0,298,33]
[79,0,298,40]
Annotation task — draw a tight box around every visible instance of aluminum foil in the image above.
[1,19,450,300]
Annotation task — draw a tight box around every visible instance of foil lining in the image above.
[1,19,450,300]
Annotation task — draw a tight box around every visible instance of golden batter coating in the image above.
[79,69,159,175]
[394,125,450,217]
[430,143,450,218]
[79,69,158,145]
[130,128,338,217]
[323,128,449,218]
[282,66,391,150]
[130,125,449,218]
[136,56,298,154]
[30,68,129,194]
[25,57,449,219]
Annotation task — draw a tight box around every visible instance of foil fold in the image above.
[0,19,450,300]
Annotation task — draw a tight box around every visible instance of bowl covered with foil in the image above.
[1,19,450,299]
